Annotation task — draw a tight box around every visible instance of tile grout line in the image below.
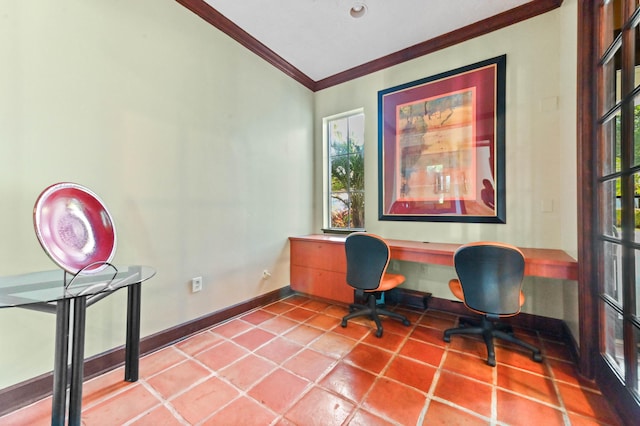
[211,304,334,423]
[247,300,428,425]
[1,294,612,426]
[126,379,191,426]
[160,299,325,425]
[538,335,573,426]
[141,307,296,424]
[416,311,443,425]
[417,330,496,425]
[343,308,425,426]
[212,298,358,424]
[290,301,427,425]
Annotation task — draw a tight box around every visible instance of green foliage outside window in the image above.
[613,105,640,227]
[328,113,365,229]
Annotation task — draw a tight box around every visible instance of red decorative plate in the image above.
[33,183,117,274]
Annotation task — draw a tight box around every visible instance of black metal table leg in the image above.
[68,296,87,426]
[3,265,155,426]
[125,282,141,382]
[51,299,70,426]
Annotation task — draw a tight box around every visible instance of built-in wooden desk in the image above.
[289,234,578,304]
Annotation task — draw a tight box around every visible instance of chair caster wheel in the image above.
[341,320,347,328]
[486,358,496,367]
[532,353,543,363]
[402,319,410,326]
[443,334,451,343]
[375,329,383,338]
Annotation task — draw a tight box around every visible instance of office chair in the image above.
[443,242,542,366]
[341,232,410,337]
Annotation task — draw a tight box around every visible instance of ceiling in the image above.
[178,0,561,90]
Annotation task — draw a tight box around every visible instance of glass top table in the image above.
[0,265,156,307]
[0,265,155,426]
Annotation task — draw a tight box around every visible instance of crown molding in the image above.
[176,0,316,90]
[177,0,563,92]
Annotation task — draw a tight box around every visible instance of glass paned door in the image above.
[597,0,640,401]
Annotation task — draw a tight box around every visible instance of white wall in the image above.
[0,0,314,388]
[314,1,579,338]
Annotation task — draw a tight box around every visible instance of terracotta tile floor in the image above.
[0,294,622,425]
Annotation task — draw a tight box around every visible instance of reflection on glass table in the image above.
[0,265,156,426]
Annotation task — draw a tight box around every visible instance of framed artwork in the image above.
[378,55,506,223]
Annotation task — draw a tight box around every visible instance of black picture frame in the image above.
[378,55,506,223]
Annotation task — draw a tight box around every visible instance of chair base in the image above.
[443,316,542,367]
[341,292,410,338]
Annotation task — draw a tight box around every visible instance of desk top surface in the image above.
[0,265,156,308]
[290,234,578,280]
[290,234,576,257]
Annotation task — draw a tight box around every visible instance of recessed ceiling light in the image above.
[350,2,368,18]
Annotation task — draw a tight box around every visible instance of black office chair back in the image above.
[454,243,525,316]
[345,233,390,291]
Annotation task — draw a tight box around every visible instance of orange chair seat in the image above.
[367,273,405,292]
[448,278,526,312]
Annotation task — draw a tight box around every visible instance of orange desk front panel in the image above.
[290,236,353,304]
[289,235,578,304]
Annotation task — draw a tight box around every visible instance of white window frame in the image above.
[322,108,365,231]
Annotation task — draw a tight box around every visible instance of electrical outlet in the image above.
[390,261,399,271]
[191,276,203,293]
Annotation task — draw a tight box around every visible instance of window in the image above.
[324,110,365,231]
[582,0,640,415]
[597,0,640,397]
